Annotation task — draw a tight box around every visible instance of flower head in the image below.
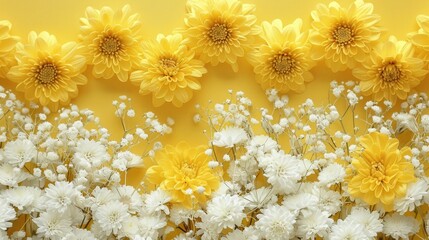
[212,126,248,148]
[146,142,220,208]
[182,0,257,71]
[130,33,206,107]
[0,20,19,78]
[7,32,87,108]
[255,204,296,239]
[347,132,416,211]
[79,5,142,82]
[382,213,419,240]
[409,15,429,59]
[0,199,16,231]
[3,139,37,168]
[249,19,314,93]
[309,0,382,72]
[353,36,428,103]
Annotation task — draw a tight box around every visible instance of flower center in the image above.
[181,163,196,177]
[371,161,386,181]
[272,53,295,75]
[208,22,231,45]
[380,62,402,83]
[159,57,179,78]
[36,62,58,85]
[99,34,122,56]
[332,24,354,46]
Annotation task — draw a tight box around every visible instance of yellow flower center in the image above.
[159,57,179,78]
[272,53,296,75]
[380,62,402,83]
[181,163,197,177]
[99,34,122,56]
[35,62,58,85]
[332,24,354,46]
[208,22,231,45]
[371,161,386,183]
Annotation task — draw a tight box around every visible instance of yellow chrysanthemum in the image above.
[146,142,220,208]
[309,0,382,72]
[352,36,428,103]
[0,20,19,78]
[347,132,416,211]
[79,5,142,82]
[130,33,207,107]
[182,0,257,72]
[7,32,87,108]
[249,19,313,93]
[409,15,429,60]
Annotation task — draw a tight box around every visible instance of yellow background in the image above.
[1,0,429,185]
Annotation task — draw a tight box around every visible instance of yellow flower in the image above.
[347,132,416,211]
[352,36,428,103]
[7,32,87,108]
[0,20,19,78]
[182,0,257,72]
[249,19,313,93]
[79,5,142,82]
[130,33,206,107]
[146,142,220,208]
[309,0,382,72]
[409,15,429,60]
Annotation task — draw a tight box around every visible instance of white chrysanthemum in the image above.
[206,194,246,231]
[282,192,319,212]
[317,163,345,187]
[72,139,110,170]
[112,185,143,214]
[119,216,140,239]
[33,210,72,239]
[346,207,383,238]
[170,206,197,225]
[295,209,333,239]
[245,135,278,157]
[62,227,97,240]
[0,199,16,230]
[45,181,82,213]
[144,189,171,215]
[312,187,342,215]
[383,213,420,240]
[212,127,248,148]
[3,139,37,168]
[2,186,43,213]
[243,187,277,209]
[0,164,31,186]
[261,150,305,194]
[394,178,429,214]
[93,200,130,235]
[88,187,118,211]
[330,219,370,240]
[112,151,143,171]
[255,205,296,239]
[138,214,167,239]
[195,213,221,240]
[221,229,247,240]
[227,158,258,186]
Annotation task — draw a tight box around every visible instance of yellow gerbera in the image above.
[309,0,382,72]
[79,5,142,82]
[130,33,207,107]
[0,20,19,78]
[182,0,257,72]
[409,15,429,60]
[7,32,87,108]
[249,18,313,93]
[347,132,416,211]
[146,142,220,208]
[352,36,428,103]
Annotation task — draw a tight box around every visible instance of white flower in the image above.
[138,214,167,239]
[282,192,319,212]
[3,139,37,168]
[312,187,342,215]
[221,229,247,240]
[144,189,171,215]
[243,187,277,209]
[33,210,72,239]
[119,216,140,239]
[245,135,278,157]
[44,181,82,213]
[317,163,345,187]
[0,164,31,186]
[112,185,143,214]
[383,213,420,240]
[206,194,246,231]
[2,186,43,213]
[0,199,15,230]
[62,227,97,240]
[295,209,333,239]
[88,187,118,211]
[394,178,429,214]
[93,200,130,235]
[345,207,383,238]
[112,151,144,171]
[170,206,197,225]
[255,205,296,239]
[72,139,110,170]
[330,219,370,240]
[212,127,248,148]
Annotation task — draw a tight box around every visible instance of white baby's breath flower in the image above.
[88,187,117,211]
[33,210,72,239]
[243,187,277,209]
[170,206,197,225]
[206,194,246,231]
[93,200,130,235]
[72,139,110,170]
[2,186,43,213]
[394,178,429,214]
[0,164,31,186]
[245,135,278,157]
[346,207,383,238]
[318,163,345,187]
[212,127,248,148]
[3,139,37,168]
[44,181,82,213]
[312,187,342,215]
[144,189,171,215]
[282,192,319,212]
[0,199,16,231]
[255,205,296,239]
[62,227,97,240]
[138,214,167,239]
[112,185,143,214]
[295,209,333,239]
[330,219,370,240]
[383,213,419,240]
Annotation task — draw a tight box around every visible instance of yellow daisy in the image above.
[130,33,206,107]
[347,132,416,211]
[79,5,142,82]
[249,19,313,93]
[0,20,19,78]
[309,0,382,72]
[409,15,429,60]
[352,36,428,103]
[146,142,220,208]
[182,0,257,72]
[7,32,87,108]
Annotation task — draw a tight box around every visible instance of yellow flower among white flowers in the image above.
[7,32,87,108]
[352,36,428,103]
[0,20,19,78]
[249,19,314,93]
[182,0,257,72]
[130,33,207,107]
[79,5,142,82]
[309,0,382,72]
[409,15,429,60]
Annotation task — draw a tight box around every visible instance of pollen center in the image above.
[100,34,122,56]
[380,62,402,83]
[36,62,58,85]
[181,163,196,177]
[208,22,231,45]
[272,53,295,75]
[371,161,386,181]
[159,57,179,77]
[332,24,354,46]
